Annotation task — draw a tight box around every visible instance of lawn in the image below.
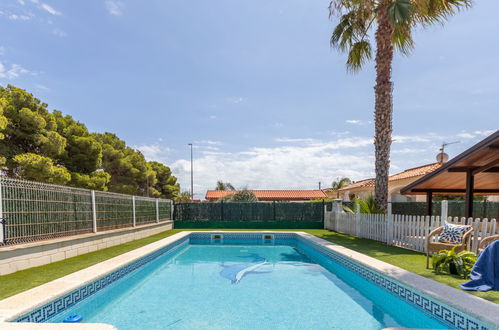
[0,228,497,305]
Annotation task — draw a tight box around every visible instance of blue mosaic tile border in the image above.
[294,235,490,330]
[15,236,188,323]
[13,232,492,330]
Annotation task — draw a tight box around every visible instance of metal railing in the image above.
[0,176,173,246]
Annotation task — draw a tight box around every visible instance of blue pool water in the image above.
[49,238,447,329]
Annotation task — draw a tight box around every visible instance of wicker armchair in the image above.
[479,235,499,253]
[426,226,474,268]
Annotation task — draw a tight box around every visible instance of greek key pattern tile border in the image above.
[15,237,188,323]
[15,232,490,329]
[296,235,489,330]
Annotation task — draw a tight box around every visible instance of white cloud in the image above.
[392,148,427,154]
[0,63,30,79]
[346,119,362,125]
[391,134,435,143]
[209,115,217,120]
[8,14,31,20]
[226,97,245,104]
[195,140,223,146]
[105,0,124,16]
[18,0,26,5]
[52,28,67,37]
[34,83,50,91]
[275,136,372,149]
[169,142,374,198]
[474,130,495,137]
[456,132,475,139]
[40,3,61,15]
[135,144,171,163]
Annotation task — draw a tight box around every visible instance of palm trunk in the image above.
[373,3,394,212]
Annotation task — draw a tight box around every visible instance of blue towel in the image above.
[461,240,499,291]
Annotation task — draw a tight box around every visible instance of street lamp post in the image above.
[188,143,193,200]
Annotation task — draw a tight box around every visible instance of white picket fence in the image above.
[325,202,498,254]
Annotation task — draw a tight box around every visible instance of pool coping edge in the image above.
[0,230,497,329]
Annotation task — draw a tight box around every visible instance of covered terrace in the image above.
[401,130,499,218]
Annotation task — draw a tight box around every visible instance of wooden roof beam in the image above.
[447,166,499,173]
[472,157,499,175]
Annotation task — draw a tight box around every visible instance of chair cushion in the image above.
[438,222,471,244]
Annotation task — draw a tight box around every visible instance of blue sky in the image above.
[0,0,497,199]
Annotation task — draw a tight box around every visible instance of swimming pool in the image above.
[7,232,499,329]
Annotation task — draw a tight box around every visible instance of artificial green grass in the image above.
[0,229,185,300]
[1,228,497,305]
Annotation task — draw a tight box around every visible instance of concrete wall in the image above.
[0,221,173,276]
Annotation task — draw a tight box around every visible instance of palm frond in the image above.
[388,0,413,24]
[412,0,472,25]
[346,40,372,72]
[392,23,414,55]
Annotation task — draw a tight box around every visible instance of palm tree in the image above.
[329,0,470,211]
[331,177,352,190]
[215,180,235,191]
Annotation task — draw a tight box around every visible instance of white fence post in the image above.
[441,200,448,222]
[170,200,174,220]
[356,203,361,237]
[387,202,393,245]
[91,190,97,233]
[156,199,160,223]
[132,196,136,227]
[0,177,4,243]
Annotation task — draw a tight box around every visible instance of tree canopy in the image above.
[0,85,179,198]
[215,180,235,190]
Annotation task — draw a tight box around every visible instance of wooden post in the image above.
[426,191,433,216]
[465,169,474,219]
[440,200,448,222]
[355,203,361,237]
[387,202,393,245]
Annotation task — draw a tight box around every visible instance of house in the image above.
[338,163,443,202]
[205,190,328,202]
[401,130,499,217]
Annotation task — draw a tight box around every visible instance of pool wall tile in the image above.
[13,232,495,330]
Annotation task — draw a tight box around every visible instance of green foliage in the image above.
[70,171,111,191]
[0,85,179,195]
[311,198,333,202]
[175,191,192,203]
[331,177,351,190]
[329,0,471,71]
[149,161,180,199]
[217,193,235,202]
[215,180,235,190]
[342,195,383,214]
[224,190,258,202]
[12,153,71,185]
[432,246,477,278]
[93,132,154,195]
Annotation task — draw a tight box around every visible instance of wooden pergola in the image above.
[401,130,499,217]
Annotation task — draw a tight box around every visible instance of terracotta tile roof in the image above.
[338,163,442,191]
[338,178,375,191]
[389,163,442,181]
[205,190,328,201]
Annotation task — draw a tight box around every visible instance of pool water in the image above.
[50,239,447,329]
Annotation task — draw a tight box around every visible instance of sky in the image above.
[0,0,498,199]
